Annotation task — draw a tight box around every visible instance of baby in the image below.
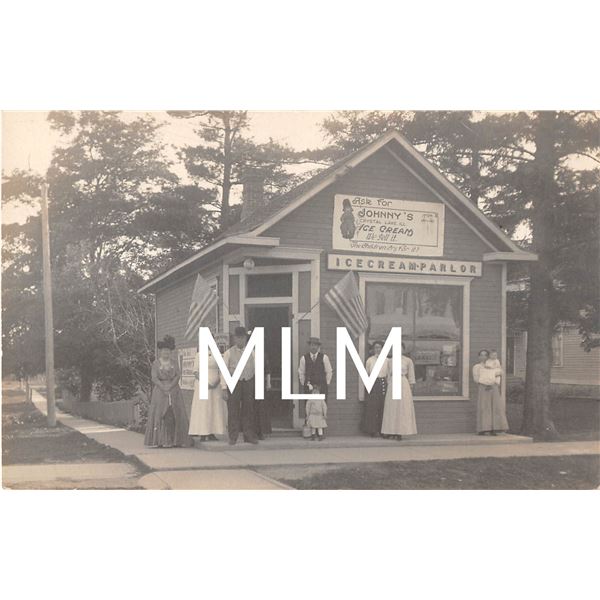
[485,350,502,386]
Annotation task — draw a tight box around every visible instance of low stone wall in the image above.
[60,389,137,428]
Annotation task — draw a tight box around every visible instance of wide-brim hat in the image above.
[308,337,321,345]
[233,326,249,338]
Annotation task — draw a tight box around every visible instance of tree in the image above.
[321,110,505,206]
[1,214,46,379]
[321,110,600,437]
[168,111,326,228]
[2,111,216,399]
[45,111,216,274]
[479,111,600,437]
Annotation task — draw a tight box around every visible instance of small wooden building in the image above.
[139,130,537,435]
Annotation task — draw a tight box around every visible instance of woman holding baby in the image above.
[473,349,508,435]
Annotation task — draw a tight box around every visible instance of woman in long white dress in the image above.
[473,349,508,435]
[189,350,227,441]
[381,346,417,440]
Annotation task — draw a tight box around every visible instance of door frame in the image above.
[223,248,322,429]
[245,302,294,428]
[242,300,301,429]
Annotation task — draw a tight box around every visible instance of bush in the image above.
[130,385,150,432]
[56,368,81,396]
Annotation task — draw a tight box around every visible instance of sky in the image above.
[2,111,593,236]
[1,111,333,224]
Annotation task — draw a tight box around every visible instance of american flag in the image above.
[184,274,218,341]
[324,272,369,338]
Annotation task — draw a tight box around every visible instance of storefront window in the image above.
[366,283,463,396]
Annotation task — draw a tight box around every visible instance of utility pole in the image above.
[40,183,56,427]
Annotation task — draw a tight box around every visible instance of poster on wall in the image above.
[332,194,445,256]
[178,347,196,391]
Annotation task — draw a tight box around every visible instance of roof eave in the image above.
[138,235,280,294]
[249,130,402,237]
[483,251,538,262]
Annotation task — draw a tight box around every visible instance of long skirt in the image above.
[476,383,508,432]
[364,377,387,434]
[189,383,227,436]
[381,375,417,435]
[144,384,191,447]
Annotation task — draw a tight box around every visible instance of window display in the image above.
[366,283,463,396]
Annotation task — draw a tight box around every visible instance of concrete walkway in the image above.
[31,390,600,487]
[3,462,140,489]
[139,469,291,490]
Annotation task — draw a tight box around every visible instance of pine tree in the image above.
[321,110,600,437]
[479,111,600,437]
[2,111,216,399]
[168,111,324,228]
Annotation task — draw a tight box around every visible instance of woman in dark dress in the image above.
[363,340,389,436]
[144,335,191,448]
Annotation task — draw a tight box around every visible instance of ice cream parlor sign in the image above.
[332,194,445,257]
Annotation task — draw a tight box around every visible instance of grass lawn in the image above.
[2,387,138,467]
[258,455,600,490]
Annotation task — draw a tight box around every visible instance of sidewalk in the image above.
[3,385,143,489]
[31,389,600,475]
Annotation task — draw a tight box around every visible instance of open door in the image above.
[245,304,294,429]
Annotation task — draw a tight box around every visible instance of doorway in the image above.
[245,304,294,429]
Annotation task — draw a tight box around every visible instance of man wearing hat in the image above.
[298,337,333,402]
[221,326,259,445]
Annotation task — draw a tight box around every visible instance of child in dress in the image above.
[485,350,502,386]
[305,384,327,441]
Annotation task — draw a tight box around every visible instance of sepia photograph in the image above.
[2,109,599,490]
[2,4,599,600]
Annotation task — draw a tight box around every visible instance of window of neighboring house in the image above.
[552,328,563,367]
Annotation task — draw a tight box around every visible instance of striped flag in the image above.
[184,274,218,341]
[324,272,369,338]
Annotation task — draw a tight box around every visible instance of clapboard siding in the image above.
[264,150,492,260]
[155,265,222,404]
[513,327,600,386]
[263,148,501,435]
[152,146,508,435]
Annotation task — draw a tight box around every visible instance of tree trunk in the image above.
[469,131,481,206]
[522,262,556,437]
[521,112,558,439]
[221,118,232,227]
[469,141,480,206]
[79,363,94,402]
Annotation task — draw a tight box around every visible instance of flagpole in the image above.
[294,297,321,323]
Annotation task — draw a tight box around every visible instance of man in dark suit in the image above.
[298,337,333,401]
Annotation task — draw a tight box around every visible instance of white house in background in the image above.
[508,324,600,395]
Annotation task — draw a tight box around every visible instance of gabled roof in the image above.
[218,144,366,239]
[139,130,536,294]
